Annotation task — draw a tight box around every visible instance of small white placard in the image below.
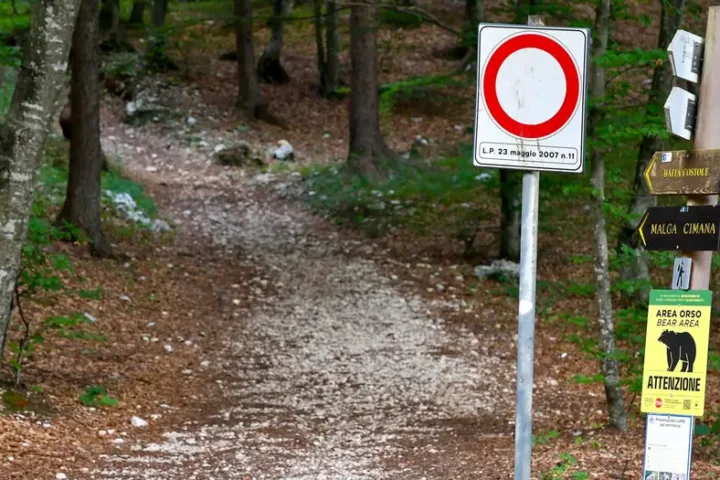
[643,414,693,480]
[664,87,696,141]
[668,30,704,84]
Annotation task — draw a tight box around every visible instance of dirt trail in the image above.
[88,98,515,479]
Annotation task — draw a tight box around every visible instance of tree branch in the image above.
[281,1,462,37]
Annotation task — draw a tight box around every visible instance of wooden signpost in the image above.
[644,149,720,195]
[637,8,720,479]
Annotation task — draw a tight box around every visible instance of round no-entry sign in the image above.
[473,24,589,173]
[482,33,580,139]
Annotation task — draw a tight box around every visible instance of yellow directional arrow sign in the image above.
[644,149,720,195]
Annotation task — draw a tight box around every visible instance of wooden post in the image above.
[685,7,720,290]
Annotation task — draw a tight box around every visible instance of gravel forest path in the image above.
[87,101,516,479]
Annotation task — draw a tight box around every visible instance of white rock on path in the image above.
[474,259,520,280]
[131,416,148,428]
[271,139,294,161]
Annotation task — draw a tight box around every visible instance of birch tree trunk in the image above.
[616,0,686,305]
[588,0,627,431]
[258,0,292,84]
[57,0,113,258]
[0,0,81,355]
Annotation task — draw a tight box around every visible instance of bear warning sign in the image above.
[641,289,712,417]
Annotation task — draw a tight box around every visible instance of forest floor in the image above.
[4,0,720,479]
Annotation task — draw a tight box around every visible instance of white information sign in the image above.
[643,414,693,480]
[664,87,697,141]
[668,30,704,84]
[473,24,590,173]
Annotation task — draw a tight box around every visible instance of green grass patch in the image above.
[102,164,159,219]
[35,140,160,231]
[302,146,498,243]
[167,0,235,22]
[78,384,118,408]
[0,2,30,35]
[0,2,29,66]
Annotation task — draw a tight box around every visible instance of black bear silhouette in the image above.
[658,329,696,373]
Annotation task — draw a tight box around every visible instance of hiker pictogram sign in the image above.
[641,290,711,417]
[473,24,590,173]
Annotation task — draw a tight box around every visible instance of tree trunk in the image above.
[499,170,521,261]
[313,0,328,92]
[58,95,110,171]
[347,2,397,178]
[588,0,627,432]
[258,0,292,84]
[616,0,686,305]
[152,0,166,27]
[498,1,525,262]
[146,0,174,70]
[235,0,266,117]
[325,0,340,94]
[129,0,146,24]
[110,0,120,44]
[465,0,483,26]
[57,0,112,258]
[100,0,112,30]
[146,0,178,68]
[0,0,80,358]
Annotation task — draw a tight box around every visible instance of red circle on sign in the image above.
[655,398,663,408]
[482,33,580,139]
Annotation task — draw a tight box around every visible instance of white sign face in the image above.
[664,87,696,140]
[473,24,590,173]
[668,30,704,84]
[643,414,693,480]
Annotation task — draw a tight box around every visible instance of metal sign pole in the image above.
[512,16,544,480]
[472,13,587,479]
[514,170,540,480]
